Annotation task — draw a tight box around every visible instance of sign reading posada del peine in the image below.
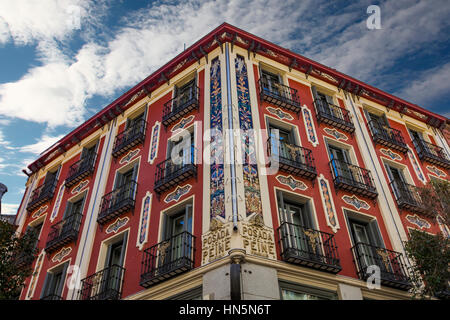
[240,214,276,259]
[201,218,232,264]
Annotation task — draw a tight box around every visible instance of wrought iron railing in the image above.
[389,180,430,216]
[97,180,137,225]
[140,231,195,288]
[258,78,301,113]
[65,154,97,188]
[40,294,63,300]
[45,212,82,253]
[154,146,197,194]
[351,242,411,290]
[329,159,377,199]
[79,264,125,300]
[163,85,199,126]
[314,98,354,132]
[412,138,450,169]
[112,118,147,158]
[278,222,341,273]
[368,120,408,153]
[26,180,58,212]
[267,137,317,180]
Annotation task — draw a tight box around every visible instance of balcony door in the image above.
[269,125,297,163]
[385,164,407,200]
[61,197,84,237]
[42,166,60,194]
[261,69,282,98]
[80,142,98,170]
[102,233,127,299]
[348,218,389,276]
[162,204,193,270]
[328,145,353,181]
[114,163,138,206]
[40,262,69,300]
[174,78,196,111]
[366,111,389,135]
[125,111,146,139]
[311,86,335,115]
[167,131,194,170]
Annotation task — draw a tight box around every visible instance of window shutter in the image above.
[118,232,128,267]
[276,190,286,223]
[311,86,319,101]
[40,273,53,299]
[367,220,384,248]
[56,263,69,297]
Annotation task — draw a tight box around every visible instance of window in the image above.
[327,143,353,179]
[312,86,334,113]
[345,210,384,270]
[102,232,127,296]
[173,77,196,110]
[161,203,193,265]
[261,69,282,91]
[279,281,336,300]
[167,130,195,164]
[81,141,98,165]
[40,262,69,300]
[384,163,408,198]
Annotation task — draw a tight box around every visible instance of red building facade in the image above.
[15,24,450,300]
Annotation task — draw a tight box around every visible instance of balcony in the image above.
[40,294,62,300]
[258,79,301,114]
[329,159,378,199]
[79,265,125,300]
[314,99,354,133]
[65,154,97,188]
[278,222,341,274]
[97,180,137,225]
[45,213,82,254]
[162,85,199,127]
[154,146,197,195]
[351,242,411,291]
[413,138,450,169]
[112,118,147,158]
[140,231,195,288]
[26,181,57,212]
[267,138,317,180]
[368,120,408,153]
[389,181,430,216]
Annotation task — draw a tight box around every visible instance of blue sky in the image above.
[0,0,449,215]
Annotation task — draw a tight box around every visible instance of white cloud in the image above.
[394,62,450,109]
[0,0,101,45]
[18,134,64,155]
[0,0,448,129]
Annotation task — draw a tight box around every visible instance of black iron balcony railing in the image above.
[278,222,341,274]
[368,120,408,153]
[154,146,197,194]
[97,180,137,225]
[314,98,354,133]
[26,180,57,212]
[45,212,82,253]
[351,242,411,291]
[79,264,125,300]
[140,231,195,288]
[258,79,301,114]
[267,138,317,180]
[389,180,431,216]
[412,138,450,169]
[40,294,62,300]
[65,154,97,188]
[329,159,378,199]
[163,85,199,127]
[112,118,147,158]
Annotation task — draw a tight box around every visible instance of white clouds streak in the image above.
[0,0,448,130]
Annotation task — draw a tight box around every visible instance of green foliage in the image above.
[405,179,450,300]
[0,220,38,300]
